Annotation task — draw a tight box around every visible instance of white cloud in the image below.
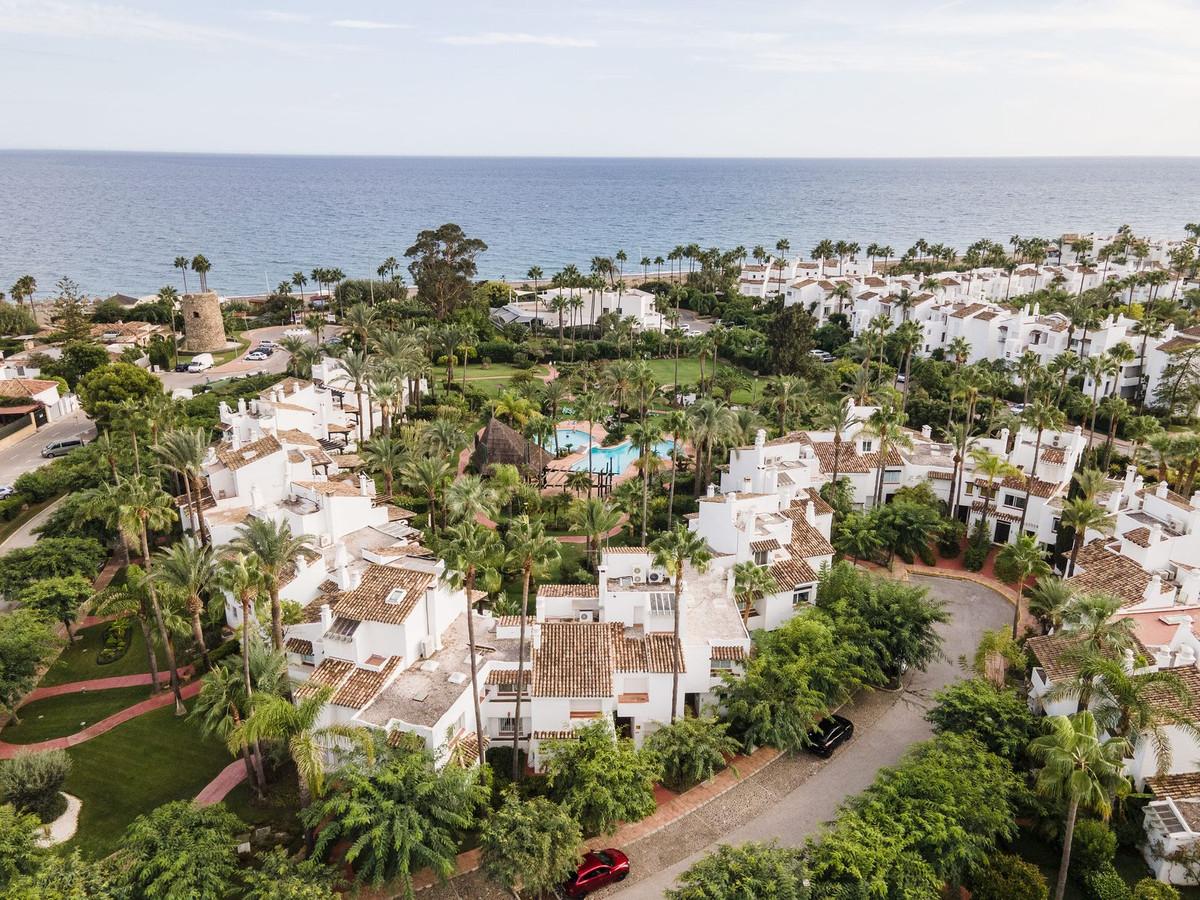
[330,19,407,31]
[250,9,310,24]
[440,31,597,48]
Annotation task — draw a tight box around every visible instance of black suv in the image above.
[806,714,854,757]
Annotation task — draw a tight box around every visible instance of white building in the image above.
[492,286,664,332]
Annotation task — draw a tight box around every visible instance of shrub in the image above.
[938,519,966,558]
[964,519,991,571]
[1084,862,1131,900]
[971,853,1048,900]
[644,715,740,792]
[0,495,27,521]
[1132,880,1180,900]
[0,750,72,822]
[1073,819,1118,874]
[97,619,131,665]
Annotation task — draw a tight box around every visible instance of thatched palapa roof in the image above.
[470,418,552,479]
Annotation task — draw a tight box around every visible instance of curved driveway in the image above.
[609,575,1012,899]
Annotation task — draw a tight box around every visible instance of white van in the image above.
[186,353,214,373]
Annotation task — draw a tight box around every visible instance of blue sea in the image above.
[2,152,1198,298]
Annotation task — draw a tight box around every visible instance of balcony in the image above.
[617,693,650,704]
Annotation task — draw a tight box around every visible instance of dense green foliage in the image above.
[927,678,1037,761]
[971,853,1049,900]
[644,714,740,792]
[119,801,244,900]
[480,789,583,896]
[0,750,72,822]
[667,842,810,900]
[0,537,107,598]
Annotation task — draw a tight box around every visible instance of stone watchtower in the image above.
[180,291,227,352]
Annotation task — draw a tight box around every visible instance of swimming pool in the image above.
[542,428,595,452]
[570,439,676,473]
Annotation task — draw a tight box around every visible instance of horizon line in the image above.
[2,148,1200,162]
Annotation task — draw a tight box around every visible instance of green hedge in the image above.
[1085,863,1131,900]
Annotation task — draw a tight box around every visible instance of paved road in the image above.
[610,576,1012,899]
[156,323,340,392]
[0,410,94,487]
[0,495,65,553]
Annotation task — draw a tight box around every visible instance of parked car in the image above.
[174,362,191,372]
[283,327,310,337]
[805,714,854,758]
[258,339,277,348]
[42,437,86,458]
[563,849,630,897]
[0,484,14,499]
[245,350,269,361]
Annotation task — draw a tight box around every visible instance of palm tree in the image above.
[651,525,712,722]
[662,409,688,527]
[422,418,467,459]
[1017,400,1067,533]
[292,271,308,313]
[173,257,189,293]
[863,403,913,507]
[626,418,664,546]
[93,563,161,695]
[190,254,212,292]
[154,427,212,546]
[568,497,622,571]
[733,560,777,626]
[968,447,1022,539]
[687,398,737,496]
[154,540,219,670]
[219,552,268,701]
[445,474,498,526]
[361,434,405,497]
[1029,712,1130,900]
[441,522,502,767]
[1027,576,1073,633]
[118,473,187,714]
[764,375,803,435]
[231,684,374,810]
[996,535,1051,639]
[819,397,863,507]
[232,518,316,651]
[403,455,454,532]
[1059,497,1115,576]
[503,517,560,779]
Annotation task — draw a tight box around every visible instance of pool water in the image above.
[570,439,676,473]
[544,428,595,452]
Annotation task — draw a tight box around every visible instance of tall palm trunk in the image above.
[670,565,683,724]
[137,603,161,694]
[512,565,531,781]
[239,590,269,790]
[1018,430,1044,534]
[141,523,186,715]
[464,569,487,767]
[666,442,678,527]
[231,705,264,799]
[191,473,211,546]
[269,584,284,652]
[1054,798,1080,900]
[189,593,211,670]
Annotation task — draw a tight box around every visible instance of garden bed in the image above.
[39,617,155,687]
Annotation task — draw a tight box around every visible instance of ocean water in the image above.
[2,152,1198,298]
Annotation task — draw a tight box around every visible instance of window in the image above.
[1003,493,1027,509]
[883,469,901,484]
[793,586,812,606]
[1052,518,1061,533]
[860,440,874,453]
[753,549,768,566]
[710,658,735,678]
[965,482,975,496]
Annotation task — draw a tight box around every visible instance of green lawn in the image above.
[62,699,232,858]
[39,619,156,687]
[2,686,150,744]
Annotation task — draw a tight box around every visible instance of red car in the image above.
[563,848,630,896]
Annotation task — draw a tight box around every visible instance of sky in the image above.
[0,0,1198,157]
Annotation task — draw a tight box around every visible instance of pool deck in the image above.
[543,420,683,497]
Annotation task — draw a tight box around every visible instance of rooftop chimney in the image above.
[755,429,766,449]
[230,429,242,451]
[319,603,333,631]
[1124,465,1137,498]
[1149,523,1163,545]
[1156,480,1169,499]
[742,476,752,493]
[1144,573,1163,602]
[237,398,247,414]
[805,500,816,525]
[921,424,932,439]
[358,472,373,497]
[706,483,716,498]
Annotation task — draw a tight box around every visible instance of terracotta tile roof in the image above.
[1149,772,1200,799]
[770,556,818,588]
[1041,447,1067,464]
[295,658,354,700]
[710,645,746,661]
[0,377,59,398]
[974,311,1001,322]
[605,546,650,554]
[329,564,434,625]
[1123,527,1151,548]
[485,668,521,685]
[259,377,311,399]
[750,538,780,553]
[1143,665,1200,717]
[949,302,988,319]
[215,434,283,470]
[537,583,600,599]
[287,450,306,464]
[927,470,953,480]
[801,487,834,515]
[533,730,581,740]
[1067,540,1158,608]
[293,479,363,497]
[997,474,1062,499]
[615,632,683,674]
[446,730,488,767]
[809,441,872,474]
[1158,336,1200,353]
[331,656,403,709]
[1025,632,1148,683]
[304,448,334,467]
[285,638,313,655]
[785,519,835,558]
[765,430,811,447]
[970,499,1022,523]
[531,622,615,698]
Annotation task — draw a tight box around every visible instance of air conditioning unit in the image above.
[419,638,436,660]
[633,566,643,576]
[318,534,332,547]
[648,572,664,584]
[577,611,594,623]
